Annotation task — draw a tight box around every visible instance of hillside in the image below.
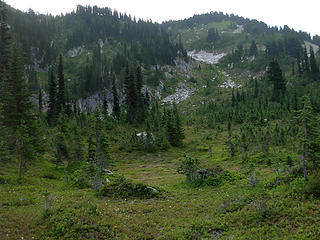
[1,2,320,239]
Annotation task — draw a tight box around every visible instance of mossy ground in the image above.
[1,126,320,239]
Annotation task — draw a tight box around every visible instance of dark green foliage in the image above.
[166,105,185,147]
[207,28,219,42]
[177,156,200,182]
[309,46,319,76]
[205,171,243,187]
[55,111,70,169]
[57,54,65,115]
[99,176,161,199]
[102,90,108,117]
[0,1,11,108]
[304,171,320,198]
[267,60,286,102]
[47,68,57,125]
[249,40,258,56]
[38,88,43,112]
[112,74,120,119]
[124,63,138,123]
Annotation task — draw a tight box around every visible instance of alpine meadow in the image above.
[1,1,320,239]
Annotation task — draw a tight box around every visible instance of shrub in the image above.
[98,176,161,199]
[177,156,200,182]
[0,175,6,184]
[304,171,320,198]
[205,170,243,187]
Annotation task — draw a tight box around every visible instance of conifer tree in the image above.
[249,40,258,56]
[303,47,310,73]
[47,69,57,125]
[0,0,11,124]
[56,110,69,169]
[10,46,43,178]
[112,74,120,119]
[136,65,146,122]
[124,62,138,122]
[38,87,43,112]
[267,60,286,102]
[57,54,65,115]
[309,46,319,76]
[102,90,108,117]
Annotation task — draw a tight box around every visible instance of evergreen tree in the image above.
[112,74,120,119]
[309,46,319,76]
[47,68,57,125]
[208,28,219,42]
[38,87,43,112]
[136,65,146,122]
[10,46,43,178]
[102,90,108,117]
[57,54,65,115]
[249,40,258,56]
[296,96,312,180]
[56,110,69,169]
[166,105,184,147]
[0,0,11,125]
[267,60,286,102]
[124,62,138,122]
[303,47,310,73]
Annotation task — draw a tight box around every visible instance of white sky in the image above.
[5,0,320,36]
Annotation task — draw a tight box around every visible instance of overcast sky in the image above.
[5,0,320,36]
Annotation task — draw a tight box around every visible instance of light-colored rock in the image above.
[147,186,159,193]
[304,41,319,56]
[218,79,242,88]
[67,46,85,57]
[188,50,227,64]
[164,72,173,79]
[233,25,244,34]
[161,82,193,104]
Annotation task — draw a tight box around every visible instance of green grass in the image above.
[1,125,320,239]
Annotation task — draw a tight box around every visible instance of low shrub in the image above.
[98,176,161,199]
[304,171,320,198]
[205,170,243,187]
[0,175,6,184]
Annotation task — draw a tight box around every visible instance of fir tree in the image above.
[124,62,138,123]
[267,60,286,102]
[249,40,258,56]
[47,68,57,125]
[0,0,11,125]
[57,54,65,115]
[9,46,42,178]
[38,87,43,112]
[309,46,319,76]
[303,47,310,73]
[112,74,120,119]
[102,90,108,117]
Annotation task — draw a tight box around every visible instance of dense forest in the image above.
[1,1,320,239]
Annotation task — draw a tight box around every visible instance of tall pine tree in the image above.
[47,68,57,125]
[57,54,65,115]
[112,74,120,119]
[309,46,319,76]
[267,60,286,102]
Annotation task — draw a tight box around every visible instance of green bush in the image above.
[98,176,161,199]
[69,164,92,189]
[305,171,320,198]
[177,156,200,182]
[0,175,6,184]
[205,170,243,187]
